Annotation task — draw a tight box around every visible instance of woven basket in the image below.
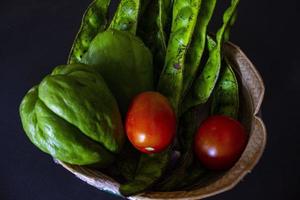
[56,42,266,200]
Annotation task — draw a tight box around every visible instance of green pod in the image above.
[224,9,238,43]
[68,0,111,64]
[120,150,170,196]
[183,0,217,95]
[138,0,173,84]
[158,0,203,114]
[174,161,207,189]
[208,10,239,119]
[182,0,240,113]
[211,59,239,119]
[115,142,141,181]
[82,30,154,114]
[206,34,217,51]
[19,64,124,165]
[157,106,208,191]
[109,0,142,34]
[156,152,193,191]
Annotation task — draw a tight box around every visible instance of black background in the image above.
[1,0,300,199]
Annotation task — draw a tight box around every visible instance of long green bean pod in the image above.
[114,142,140,181]
[138,0,173,84]
[211,59,239,119]
[174,161,207,189]
[224,9,238,42]
[210,11,239,119]
[153,0,204,190]
[109,0,142,34]
[183,0,217,96]
[159,3,240,189]
[158,0,203,114]
[68,0,111,64]
[157,106,208,191]
[182,0,240,113]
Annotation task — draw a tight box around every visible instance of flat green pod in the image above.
[120,150,170,196]
[68,0,111,64]
[82,30,154,114]
[158,0,203,114]
[19,64,124,165]
[182,0,240,114]
[211,60,239,119]
[138,0,172,84]
[183,0,217,95]
[109,0,142,34]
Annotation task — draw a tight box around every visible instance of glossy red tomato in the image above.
[194,115,247,170]
[125,92,176,154]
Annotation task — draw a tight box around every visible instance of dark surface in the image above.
[1,0,299,199]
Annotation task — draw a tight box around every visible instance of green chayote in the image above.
[20,64,124,165]
[82,29,154,114]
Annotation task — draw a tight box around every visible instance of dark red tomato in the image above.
[125,92,176,154]
[194,115,247,170]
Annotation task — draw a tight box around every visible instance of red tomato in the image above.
[194,115,247,170]
[125,92,176,154]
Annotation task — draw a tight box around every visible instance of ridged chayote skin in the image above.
[82,29,154,115]
[19,64,124,166]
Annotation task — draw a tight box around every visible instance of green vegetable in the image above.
[224,9,238,42]
[158,0,203,114]
[138,0,173,84]
[116,4,173,189]
[115,141,140,181]
[156,152,193,191]
[68,0,111,64]
[211,59,239,119]
[206,34,217,51]
[183,0,217,96]
[120,150,170,196]
[140,0,152,15]
[207,5,239,119]
[158,0,240,190]
[174,161,207,189]
[97,1,158,190]
[121,0,204,194]
[82,30,154,114]
[210,11,239,119]
[177,8,240,186]
[182,0,240,113]
[109,0,142,34]
[19,64,124,165]
[157,106,208,191]
[19,0,244,195]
